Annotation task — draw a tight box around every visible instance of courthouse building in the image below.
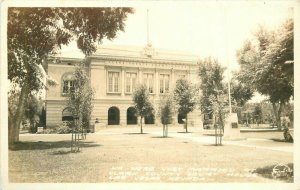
[45,44,203,129]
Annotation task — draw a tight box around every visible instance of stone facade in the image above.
[45,44,203,128]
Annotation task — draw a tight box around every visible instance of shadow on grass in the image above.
[270,138,293,143]
[151,136,173,138]
[203,144,224,146]
[123,133,149,135]
[253,163,293,183]
[202,134,217,136]
[9,140,102,151]
[51,150,73,155]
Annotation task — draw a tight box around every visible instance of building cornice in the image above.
[88,55,198,66]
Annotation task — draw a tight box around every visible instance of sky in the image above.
[61,2,292,72]
[60,2,293,102]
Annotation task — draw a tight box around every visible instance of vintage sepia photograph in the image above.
[1,0,299,189]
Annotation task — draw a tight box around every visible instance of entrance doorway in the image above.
[62,107,73,122]
[108,107,120,125]
[127,107,137,125]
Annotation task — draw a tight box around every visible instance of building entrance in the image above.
[108,107,120,125]
[127,107,137,125]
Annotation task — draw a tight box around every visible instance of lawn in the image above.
[8,127,293,183]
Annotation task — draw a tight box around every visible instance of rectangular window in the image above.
[125,72,137,93]
[160,78,164,93]
[108,73,113,92]
[63,81,68,93]
[160,74,170,94]
[126,73,131,93]
[108,71,120,93]
[62,80,74,94]
[143,73,154,93]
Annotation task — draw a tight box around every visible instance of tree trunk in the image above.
[272,102,284,130]
[166,124,168,137]
[140,117,143,134]
[163,124,165,137]
[185,115,188,133]
[215,123,217,145]
[9,87,28,146]
[8,115,16,146]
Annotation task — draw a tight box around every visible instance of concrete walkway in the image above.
[22,126,293,153]
[156,130,293,153]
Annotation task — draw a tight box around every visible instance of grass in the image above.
[8,127,293,183]
[10,140,101,150]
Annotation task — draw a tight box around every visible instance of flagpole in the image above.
[147,9,149,45]
[225,7,232,123]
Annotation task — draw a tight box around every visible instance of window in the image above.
[143,73,154,93]
[125,72,137,93]
[63,80,75,94]
[62,72,75,95]
[108,72,120,93]
[160,74,170,93]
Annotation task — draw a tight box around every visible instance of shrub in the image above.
[283,128,293,142]
[55,122,72,134]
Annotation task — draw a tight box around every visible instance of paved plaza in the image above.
[9,126,293,183]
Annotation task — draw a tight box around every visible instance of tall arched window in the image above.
[62,72,75,95]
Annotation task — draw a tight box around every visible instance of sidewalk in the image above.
[21,126,293,153]
[164,130,293,153]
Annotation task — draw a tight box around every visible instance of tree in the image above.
[209,93,228,145]
[24,94,44,133]
[132,85,155,134]
[231,79,254,107]
[230,78,254,125]
[198,57,226,111]
[253,105,263,126]
[198,57,229,145]
[7,7,134,145]
[236,18,293,130]
[159,95,174,137]
[8,87,43,134]
[66,62,94,138]
[173,78,196,133]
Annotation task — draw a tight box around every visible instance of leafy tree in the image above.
[253,105,263,125]
[40,106,46,127]
[209,93,229,145]
[230,78,254,125]
[24,94,44,133]
[132,85,155,134]
[66,63,94,137]
[236,18,293,130]
[8,88,43,134]
[173,78,196,133]
[198,57,228,130]
[159,95,174,137]
[231,79,254,107]
[7,7,134,145]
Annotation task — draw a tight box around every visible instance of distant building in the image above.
[46,44,202,129]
